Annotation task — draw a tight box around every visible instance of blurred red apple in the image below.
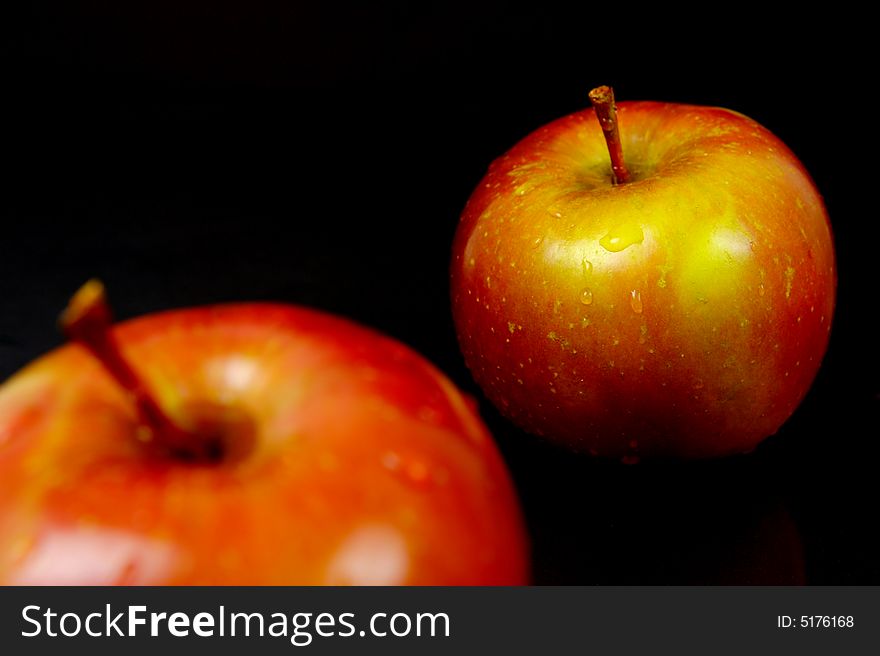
[451,86,835,459]
[0,281,528,584]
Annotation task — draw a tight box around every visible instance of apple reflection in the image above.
[498,425,806,585]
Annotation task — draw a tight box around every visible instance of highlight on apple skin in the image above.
[450,87,836,460]
[0,282,529,585]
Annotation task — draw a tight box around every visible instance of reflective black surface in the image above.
[5,2,876,583]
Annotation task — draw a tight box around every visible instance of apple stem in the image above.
[588,85,632,185]
[59,280,202,457]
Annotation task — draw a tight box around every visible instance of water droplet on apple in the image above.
[629,290,643,314]
[579,288,593,305]
[404,459,431,485]
[382,451,401,471]
[417,405,441,423]
[532,236,543,248]
[581,258,593,276]
[383,452,435,488]
[600,224,644,252]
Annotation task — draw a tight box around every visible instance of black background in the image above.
[4,2,877,584]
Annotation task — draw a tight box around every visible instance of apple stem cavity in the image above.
[60,280,211,460]
[588,85,632,185]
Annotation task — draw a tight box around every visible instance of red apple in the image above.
[451,86,836,459]
[0,281,528,584]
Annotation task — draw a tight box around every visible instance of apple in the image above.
[450,86,836,459]
[0,281,528,584]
